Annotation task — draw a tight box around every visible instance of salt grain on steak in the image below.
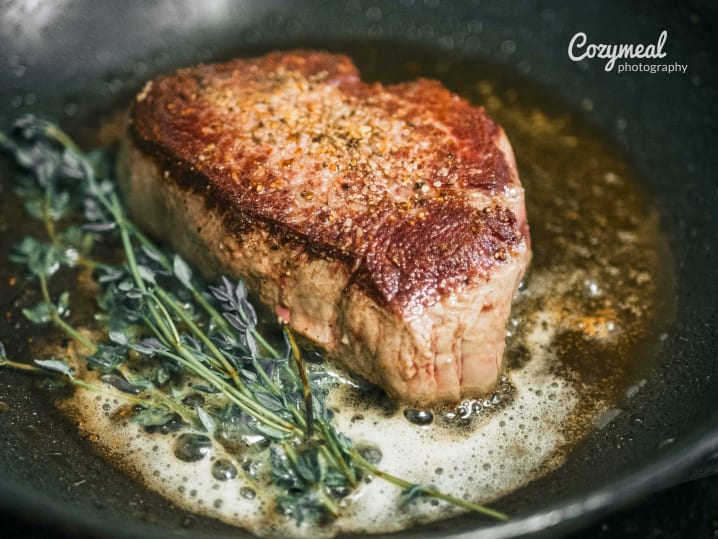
[117,50,531,406]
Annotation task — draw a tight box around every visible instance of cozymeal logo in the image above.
[568,30,687,74]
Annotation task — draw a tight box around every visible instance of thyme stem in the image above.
[152,343,298,436]
[38,270,97,354]
[0,356,165,411]
[0,357,41,373]
[154,286,245,389]
[282,442,340,517]
[285,326,314,439]
[117,365,199,429]
[42,186,57,244]
[352,452,508,521]
[317,421,357,487]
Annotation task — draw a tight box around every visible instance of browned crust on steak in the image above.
[358,202,521,313]
[128,50,526,314]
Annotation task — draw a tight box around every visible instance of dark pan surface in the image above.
[0,1,717,538]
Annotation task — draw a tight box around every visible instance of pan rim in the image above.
[1,2,717,537]
[0,411,716,539]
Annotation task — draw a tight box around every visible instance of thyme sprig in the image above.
[0,116,507,524]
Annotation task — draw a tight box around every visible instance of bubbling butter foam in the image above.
[65,292,581,539]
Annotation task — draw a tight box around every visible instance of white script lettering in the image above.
[568,31,668,72]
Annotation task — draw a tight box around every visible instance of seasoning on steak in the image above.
[117,50,531,406]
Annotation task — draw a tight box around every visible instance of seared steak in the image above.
[117,50,531,406]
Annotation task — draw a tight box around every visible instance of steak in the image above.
[117,50,531,406]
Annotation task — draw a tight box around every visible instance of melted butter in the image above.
[4,43,671,537]
[65,316,577,537]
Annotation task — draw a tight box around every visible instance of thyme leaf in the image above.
[34,358,73,377]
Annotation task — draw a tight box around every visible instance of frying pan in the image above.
[0,1,717,537]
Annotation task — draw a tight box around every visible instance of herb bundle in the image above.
[0,116,506,526]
